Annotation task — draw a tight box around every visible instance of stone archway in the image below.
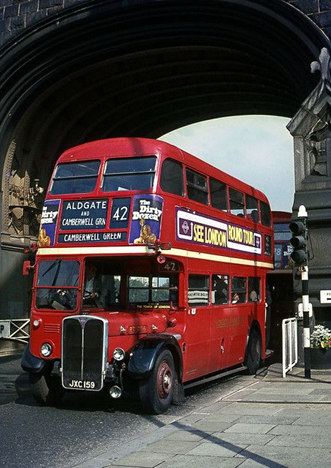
[0,0,329,317]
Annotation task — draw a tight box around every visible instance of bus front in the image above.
[22,139,183,413]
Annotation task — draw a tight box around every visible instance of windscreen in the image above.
[50,161,100,195]
[36,260,79,310]
[102,156,156,192]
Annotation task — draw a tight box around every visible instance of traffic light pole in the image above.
[289,205,311,378]
[301,263,311,379]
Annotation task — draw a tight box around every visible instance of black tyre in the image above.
[245,329,261,375]
[139,350,175,414]
[29,370,65,406]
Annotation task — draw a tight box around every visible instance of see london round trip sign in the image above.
[176,207,262,255]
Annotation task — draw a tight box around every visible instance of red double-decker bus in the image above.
[22,137,274,414]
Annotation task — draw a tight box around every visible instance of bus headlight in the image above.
[113,348,125,361]
[41,342,53,357]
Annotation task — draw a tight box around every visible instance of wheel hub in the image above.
[157,361,173,399]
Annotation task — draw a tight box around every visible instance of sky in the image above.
[159,115,294,213]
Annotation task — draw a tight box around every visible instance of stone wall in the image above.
[0,0,83,46]
[0,0,330,48]
[286,0,331,37]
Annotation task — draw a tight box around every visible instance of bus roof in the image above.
[272,211,291,223]
[57,137,270,204]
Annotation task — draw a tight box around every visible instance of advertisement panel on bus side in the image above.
[176,207,262,255]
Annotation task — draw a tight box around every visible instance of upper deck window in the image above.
[160,159,184,196]
[229,188,245,217]
[210,178,228,211]
[260,201,271,227]
[102,156,156,192]
[246,195,260,223]
[50,161,100,195]
[186,169,208,205]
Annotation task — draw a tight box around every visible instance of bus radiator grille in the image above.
[61,316,107,391]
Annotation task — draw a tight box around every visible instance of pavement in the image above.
[1,343,331,468]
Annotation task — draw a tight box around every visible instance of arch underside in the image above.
[0,0,328,240]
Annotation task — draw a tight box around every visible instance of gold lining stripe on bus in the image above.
[170,248,273,269]
[37,246,273,269]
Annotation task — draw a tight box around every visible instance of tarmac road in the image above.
[2,348,331,468]
[0,351,257,468]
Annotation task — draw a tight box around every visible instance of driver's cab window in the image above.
[83,262,102,307]
[35,260,79,310]
[83,261,121,308]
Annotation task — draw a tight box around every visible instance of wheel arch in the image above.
[127,334,183,381]
[21,343,47,374]
[245,320,262,360]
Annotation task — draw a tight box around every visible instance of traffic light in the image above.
[289,220,308,266]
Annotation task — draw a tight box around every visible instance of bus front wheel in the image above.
[139,350,175,414]
[245,329,261,375]
[29,370,65,406]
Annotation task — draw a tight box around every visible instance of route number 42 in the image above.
[112,206,128,221]
[161,261,179,272]
[110,198,131,228]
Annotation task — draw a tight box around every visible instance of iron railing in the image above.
[0,319,30,344]
[282,317,298,378]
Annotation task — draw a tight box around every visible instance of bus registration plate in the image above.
[67,379,96,390]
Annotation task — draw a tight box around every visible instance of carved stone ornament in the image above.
[4,140,44,238]
[287,47,331,141]
[311,47,331,84]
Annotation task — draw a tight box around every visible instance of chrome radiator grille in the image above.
[61,316,107,391]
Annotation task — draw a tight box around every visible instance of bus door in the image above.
[210,274,230,372]
[183,274,211,380]
[227,276,261,367]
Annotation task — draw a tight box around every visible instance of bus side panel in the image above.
[182,306,211,382]
[209,305,230,373]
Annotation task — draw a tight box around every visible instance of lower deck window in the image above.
[127,275,178,306]
[231,277,247,304]
[212,275,229,304]
[188,275,209,305]
[249,277,261,302]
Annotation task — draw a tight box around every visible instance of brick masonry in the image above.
[287,0,331,37]
[0,0,82,46]
[0,0,330,48]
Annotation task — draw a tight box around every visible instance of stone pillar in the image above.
[288,48,331,327]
